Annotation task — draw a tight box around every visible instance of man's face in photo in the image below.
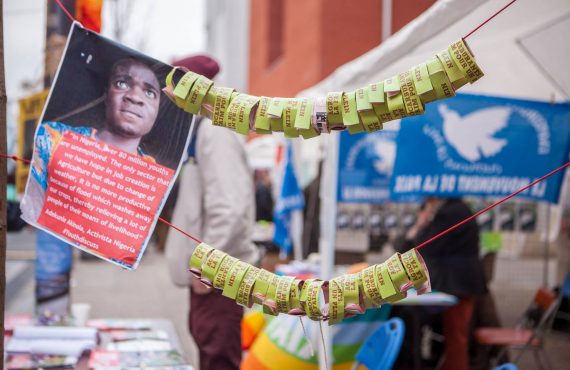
[105,59,160,139]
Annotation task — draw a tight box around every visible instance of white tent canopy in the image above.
[299,0,570,101]
[303,2,570,368]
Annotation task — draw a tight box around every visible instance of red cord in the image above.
[158,217,202,244]
[54,0,76,23]
[0,153,31,164]
[463,0,518,40]
[4,153,567,254]
[415,161,570,250]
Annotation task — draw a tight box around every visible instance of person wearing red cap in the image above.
[165,55,260,370]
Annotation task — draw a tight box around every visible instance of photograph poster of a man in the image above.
[20,23,193,270]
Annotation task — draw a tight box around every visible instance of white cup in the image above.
[71,303,91,326]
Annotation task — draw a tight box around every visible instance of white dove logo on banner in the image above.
[372,140,396,175]
[439,104,511,162]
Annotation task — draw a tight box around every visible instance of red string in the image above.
[158,217,202,244]
[415,161,570,250]
[4,152,568,254]
[0,153,31,164]
[463,0,518,40]
[54,0,76,23]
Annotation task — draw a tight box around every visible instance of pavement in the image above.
[5,227,570,370]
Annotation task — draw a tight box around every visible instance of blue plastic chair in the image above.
[493,363,518,370]
[352,317,405,370]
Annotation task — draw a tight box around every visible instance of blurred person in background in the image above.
[165,55,260,370]
[396,197,487,370]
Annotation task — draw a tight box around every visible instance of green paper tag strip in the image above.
[295,98,320,139]
[411,63,435,103]
[400,249,428,291]
[399,70,424,116]
[326,92,344,130]
[255,97,272,132]
[173,71,200,107]
[384,76,401,97]
[426,57,455,101]
[449,39,484,84]
[189,243,214,274]
[386,253,413,293]
[328,278,344,325]
[306,280,325,321]
[376,263,405,303]
[359,110,383,132]
[184,76,213,114]
[289,279,303,314]
[283,99,300,138]
[236,267,260,307]
[200,249,228,283]
[263,275,280,316]
[299,278,315,312]
[222,261,250,300]
[212,87,235,127]
[367,82,385,104]
[355,88,372,112]
[212,255,239,290]
[267,98,285,131]
[360,265,383,307]
[387,93,407,119]
[275,276,296,313]
[225,93,259,135]
[341,91,361,126]
[252,269,274,305]
[437,49,468,90]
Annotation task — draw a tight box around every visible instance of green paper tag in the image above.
[426,57,455,101]
[387,94,406,119]
[358,110,383,132]
[411,63,435,103]
[398,70,424,116]
[437,49,468,89]
[400,249,428,290]
[376,263,405,303]
[367,82,385,104]
[255,97,272,131]
[448,39,484,84]
[386,253,412,292]
[283,99,300,138]
[184,76,213,114]
[252,269,274,304]
[361,265,382,307]
[384,76,401,97]
[173,71,200,105]
[200,249,228,283]
[222,261,250,300]
[326,92,344,129]
[355,88,372,111]
[236,267,260,307]
[328,278,344,325]
[189,243,214,272]
[275,276,296,313]
[306,280,324,321]
[213,255,239,289]
[212,87,235,127]
[341,91,360,126]
[225,94,259,135]
[263,275,280,316]
[268,98,285,131]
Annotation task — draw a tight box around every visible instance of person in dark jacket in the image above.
[399,197,487,370]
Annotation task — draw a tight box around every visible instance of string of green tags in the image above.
[190,244,431,325]
[164,39,483,138]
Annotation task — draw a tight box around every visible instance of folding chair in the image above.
[475,287,562,370]
[351,317,405,370]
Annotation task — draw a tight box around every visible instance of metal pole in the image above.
[318,133,339,370]
[543,203,551,287]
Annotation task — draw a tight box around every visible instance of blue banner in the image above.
[273,144,305,255]
[337,129,398,203]
[391,94,570,203]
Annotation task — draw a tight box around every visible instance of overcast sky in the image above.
[3,0,206,156]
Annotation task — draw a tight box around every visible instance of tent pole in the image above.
[543,203,551,287]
